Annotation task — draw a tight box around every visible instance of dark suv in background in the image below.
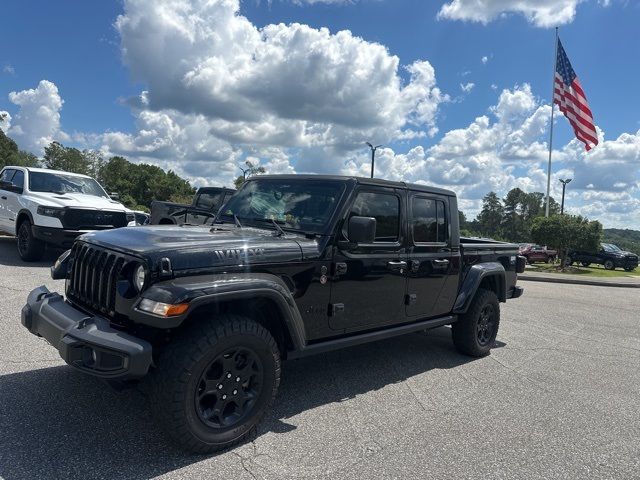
[567,243,638,271]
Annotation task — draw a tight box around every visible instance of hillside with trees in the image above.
[603,229,640,254]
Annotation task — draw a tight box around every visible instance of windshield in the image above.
[219,179,345,234]
[29,171,109,198]
[602,243,622,252]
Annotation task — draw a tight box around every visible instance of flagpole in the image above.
[545,26,559,217]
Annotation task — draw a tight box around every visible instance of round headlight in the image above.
[134,264,146,291]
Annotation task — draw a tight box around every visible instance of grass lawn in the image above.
[526,263,640,278]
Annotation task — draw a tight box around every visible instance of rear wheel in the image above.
[604,260,615,270]
[17,220,44,262]
[148,315,280,453]
[452,288,499,357]
[624,266,635,272]
[565,256,573,266]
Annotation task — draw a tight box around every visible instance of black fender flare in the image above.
[16,209,35,230]
[135,273,307,351]
[453,262,506,314]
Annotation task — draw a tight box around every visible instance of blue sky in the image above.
[1,0,639,227]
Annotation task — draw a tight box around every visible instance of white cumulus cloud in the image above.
[438,0,585,28]
[344,83,640,228]
[115,0,447,154]
[7,80,65,154]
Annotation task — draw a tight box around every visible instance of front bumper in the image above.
[21,286,152,379]
[507,286,524,299]
[32,225,85,249]
[615,258,638,269]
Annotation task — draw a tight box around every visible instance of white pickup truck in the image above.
[0,166,135,261]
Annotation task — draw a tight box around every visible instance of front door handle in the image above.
[387,261,408,271]
[432,259,450,266]
[1,196,6,200]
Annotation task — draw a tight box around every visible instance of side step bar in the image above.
[288,315,456,359]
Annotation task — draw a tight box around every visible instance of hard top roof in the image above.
[250,174,456,197]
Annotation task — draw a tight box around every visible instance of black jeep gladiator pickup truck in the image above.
[22,175,524,453]
[150,186,235,225]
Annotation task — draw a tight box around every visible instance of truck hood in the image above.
[79,224,320,270]
[27,191,128,211]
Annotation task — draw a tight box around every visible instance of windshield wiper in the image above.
[269,218,285,237]
[234,214,243,228]
[245,217,287,236]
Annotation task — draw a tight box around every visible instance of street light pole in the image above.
[559,178,572,215]
[366,142,383,178]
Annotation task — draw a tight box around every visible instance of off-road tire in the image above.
[452,288,500,357]
[17,219,44,261]
[148,315,281,453]
[604,260,615,270]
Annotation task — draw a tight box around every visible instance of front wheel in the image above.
[148,315,280,453]
[452,288,500,357]
[604,260,615,270]
[17,220,44,261]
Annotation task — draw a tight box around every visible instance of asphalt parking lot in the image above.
[0,235,639,480]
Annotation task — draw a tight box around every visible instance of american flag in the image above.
[554,39,598,151]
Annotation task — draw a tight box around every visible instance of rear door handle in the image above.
[387,261,408,271]
[433,259,450,266]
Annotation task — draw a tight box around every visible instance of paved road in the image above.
[0,235,639,480]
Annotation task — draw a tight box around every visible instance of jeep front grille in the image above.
[67,244,125,316]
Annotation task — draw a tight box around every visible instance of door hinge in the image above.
[328,303,345,316]
[405,294,417,306]
[334,262,347,276]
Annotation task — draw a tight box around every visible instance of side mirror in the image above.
[348,216,376,244]
[110,192,120,201]
[0,180,11,190]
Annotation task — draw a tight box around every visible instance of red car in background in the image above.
[518,244,557,263]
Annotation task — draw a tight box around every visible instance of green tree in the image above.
[477,191,504,238]
[531,214,602,269]
[0,129,39,169]
[42,141,91,174]
[501,188,528,242]
[233,161,266,189]
[99,156,195,210]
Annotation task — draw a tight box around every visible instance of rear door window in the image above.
[412,197,448,244]
[196,192,222,210]
[0,169,16,189]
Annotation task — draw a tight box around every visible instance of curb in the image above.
[519,274,640,288]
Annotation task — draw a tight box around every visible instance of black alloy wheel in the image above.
[452,288,500,357]
[148,315,280,453]
[476,304,496,347]
[195,347,264,429]
[17,220,44,261]
[604,260,615,270]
